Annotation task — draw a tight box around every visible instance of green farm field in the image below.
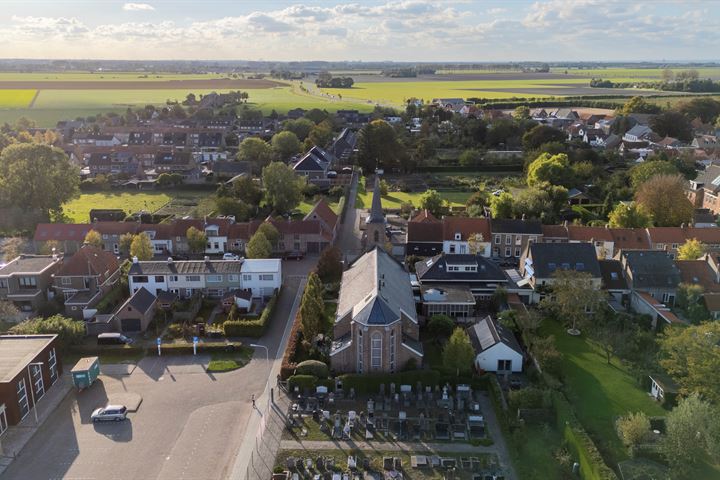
[0,89,37,108]
[552,67,720,80]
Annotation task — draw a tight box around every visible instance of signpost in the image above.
[193,336,198,355]
[156,337,161,356]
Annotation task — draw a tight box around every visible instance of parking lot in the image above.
[3,351,268,480]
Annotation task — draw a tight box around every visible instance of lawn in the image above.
[297,197,342,216]
[542,320,666,465]
[0,89,37,108]
[62,191,176,222]
[206,348,253,373]
[355,190,471,210]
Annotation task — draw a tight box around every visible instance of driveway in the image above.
[3,278,307,480]
[336,173,363,264]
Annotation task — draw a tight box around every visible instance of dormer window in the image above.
[454,233,461,241]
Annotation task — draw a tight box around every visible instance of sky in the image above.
[0,0,718,62]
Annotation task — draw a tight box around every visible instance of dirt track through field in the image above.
[0,78,282,90]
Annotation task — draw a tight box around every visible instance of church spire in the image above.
[367,175,385,224]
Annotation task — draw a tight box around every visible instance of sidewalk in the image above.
[0,375,73,476]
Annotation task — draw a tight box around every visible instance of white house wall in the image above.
[474,343,523,373]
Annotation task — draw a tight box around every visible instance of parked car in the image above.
[222,252,240,261]
[97,333,134,346]
[284,251,304,260]
[91,405,128,422]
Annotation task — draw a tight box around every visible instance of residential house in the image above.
[442,217,492,257]
[467,316,523,374]
[303,199,339,245]
[623,125,659,143]
[687,164,720,215]
[113,287,157,333]
[329,128,357,164]
[53,246,121,320]
[221,289,253,313]
[540,224,568,243]
[519,243,602,304]
[619,250,681,326]
[405,211,443,257]
[692,135,719,150]
[490,219,543,260]
[0,255,63,313]
[415,253,508,305]
[292,146,336,186]
[330,247,423,374]
[33,224,93,254]
[240,259,282,298]
[0,335,62,429]
[599,259,630,305]
[567,225,615,259]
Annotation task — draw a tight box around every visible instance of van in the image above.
[97,333,134,346]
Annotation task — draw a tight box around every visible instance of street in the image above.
[2,274,308,480]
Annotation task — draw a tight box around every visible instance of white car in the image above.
[222,253,240,261]
[91,405,128,422]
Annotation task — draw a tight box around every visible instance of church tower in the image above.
[365,175,386,250]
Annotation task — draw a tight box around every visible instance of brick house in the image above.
[0,335,62,430]
[0,255,63,313]
[113,287,157,333]
[330,247,423,374]
[490,219,543,260]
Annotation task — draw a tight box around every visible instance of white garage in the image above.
[467,316,524,374]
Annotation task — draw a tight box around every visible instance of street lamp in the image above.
[250,343,270,409]
[27,362,43,424]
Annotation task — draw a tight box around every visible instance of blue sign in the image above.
[193,336,198,344]
[156,337,161,345]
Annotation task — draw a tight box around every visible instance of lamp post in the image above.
[27,362,44,424]
[250,343,270,409]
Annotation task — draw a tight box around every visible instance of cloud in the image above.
[122,3,155,11]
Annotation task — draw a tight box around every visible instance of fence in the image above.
[245,384,292,480]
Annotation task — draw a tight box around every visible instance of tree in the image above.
[542,270,605,334]
[130,232,153,260]
[300,272,325,340]
[419,190,443,217]
[620,96,658,115]
[607,203,653,228]
[379,179,389,196]
[283,118,315,141]
[660,322,720,403]
[246,231,272,259]
[356,120,404,172]
[231,175,263,205]
[662,394,720,474]
[316,246,343,284]
[678,97,720,124]
[616,412,650,448]
[442,327,475,376]
[676,283,709,324]
[427,314,455,339]
[236,137,273,172]
[459,149,483,167]
[629,160,679,188]
[305,121,333,150]
[1,237,26,261]
[526,153,572,187]
[119,233,135,256]
[270,131,301,161]
[490,192,514,219]
[522,125,565,151]
[83,229,103,248]
[650,111,693,141]
[677,238,706,260]
[256,223,280,247]
[661,68,675,83]
[262,162,303,214]
[513,105,531,120]
[0,301,21,324]
[0,143,79,218]
[186,226,208,254]
[215,197,250,221]
[635,174,694,227]
[10,314,84,350]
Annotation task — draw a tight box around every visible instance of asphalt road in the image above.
[3,274,308,480]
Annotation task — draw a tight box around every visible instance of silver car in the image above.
[91,405,128,422]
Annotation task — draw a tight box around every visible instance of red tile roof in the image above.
[567,225,614,242]
[610,228,651,250]
[410,210,440,223]
[442,217,491,242]
[675,260,720,292]
[34,223,92,242]
[541,224,568,239]
[56,245,120,277]
[684,228,720,245]
[646,227,687,244]
[304,199,338,230]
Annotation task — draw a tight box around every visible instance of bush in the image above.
[287,374,317,392]
[223,288,279,338]
[295,359,330,378]
[340,370,441,395]
[10,314,84,351]
[166,323,185,339]
[509,387,546,410]
[617,412,651,449]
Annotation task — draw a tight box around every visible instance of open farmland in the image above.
[0,89,37,108]
[552,66,720,80]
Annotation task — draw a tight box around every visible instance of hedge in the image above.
[280,309,303,379]
[339,369,441,395]
[288,374,317,392]
[159,342,242,355]
[296,360,330,379]
[552,392,619,480]
[223,288,280,338]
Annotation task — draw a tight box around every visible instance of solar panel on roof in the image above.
[712,175,720,186]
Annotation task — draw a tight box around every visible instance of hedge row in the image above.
[339,369,442,395]
[280,309,303,379]
[223,289,279,338]
[552,392,619,480]
[287,374,334,392]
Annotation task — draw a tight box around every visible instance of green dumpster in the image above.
[71,356,100,390]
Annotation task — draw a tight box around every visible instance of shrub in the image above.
[287,374,317,392]
[295,359,329,378]
[10,314,84,351]
[223,319,265,337]
[509,387,546,410]
[165,323,184,339]
[280,310,303,379]
[617,412,651,449]
[340,370,441,395]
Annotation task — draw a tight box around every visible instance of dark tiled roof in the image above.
[124,287,156,314]
[57,246,119,278]
[491,218,542,235]
[467,316,522,355]
[598,260,628,290]
[527,243,601,278]
[622,251,681,289]
[407,222,443,243]
[415,254,506,283]
[128,260,243,275]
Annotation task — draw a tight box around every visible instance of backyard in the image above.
[355,189,471,210]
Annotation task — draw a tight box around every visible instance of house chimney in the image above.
[132,256,139,264]
[167,257,173,264]
[204,255,210,262]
